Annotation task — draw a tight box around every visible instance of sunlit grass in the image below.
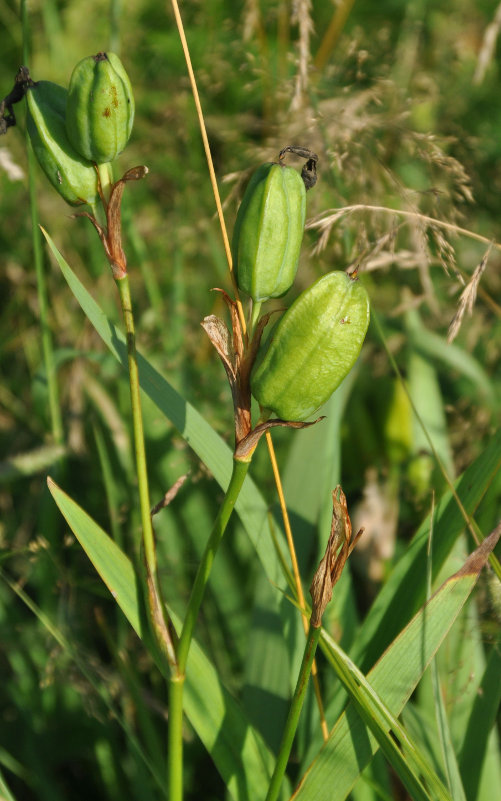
[0,1,500,800]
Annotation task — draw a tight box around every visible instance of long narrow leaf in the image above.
[301,432,501,770]
[292,525,501,801]
[320,640,453,801]
[458,632,501,800]
[0,766,17,801]
[42,229,284,586]
[47,478,281,801]
[351,429,501,672]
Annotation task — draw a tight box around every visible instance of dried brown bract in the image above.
[310,486,364,627]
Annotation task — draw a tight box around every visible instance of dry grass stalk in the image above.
[291,0,314,110]
[242,0,261,42]
[474,2,501,85]
[151,473,189,517]
[447,246,491,343]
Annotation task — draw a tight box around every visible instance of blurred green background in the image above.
[1,1,500,799]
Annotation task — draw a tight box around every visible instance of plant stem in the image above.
[115,276,159,602]
[249,300,262,336]
[176,456,251,674]
[265,430,329,741]
[168,674,185,801]
[167,456,250,801]
[27,147,65,448]
[265,622,322,801]
[314,0,356,71]
[98,162,113,204]
[22,2,64,452]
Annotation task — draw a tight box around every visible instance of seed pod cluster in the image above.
[251,271,370,421]
[232,162,306,302]
[66,52,135,163]
[26,81,99,206]
[25,53,134,205]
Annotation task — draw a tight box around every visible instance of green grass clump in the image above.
[0,2,500,801]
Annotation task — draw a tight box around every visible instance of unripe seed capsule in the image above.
[66,52,134,163]
[26,81,99,206]
[251,271,370,421]
[232,162,306,302]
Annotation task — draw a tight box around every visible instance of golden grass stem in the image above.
[265,430,329,742]
[169,0,247,335]
[314,0,356,71]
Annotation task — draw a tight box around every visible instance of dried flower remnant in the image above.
[0,66,34,135]
[310,486,363,627]
[201,291,321,459]
[77,165,148,279]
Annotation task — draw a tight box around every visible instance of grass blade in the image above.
[0,765,17,801]
[292,525,501,801]
[458,632,501,800]
[350,428,501,673]
[41,229,284,586]
[47,477,281,801]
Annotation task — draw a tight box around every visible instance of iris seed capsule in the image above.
[232,162,306,303]
[26,81,99,206]
[66,52,134,163]
[251,271,370,421]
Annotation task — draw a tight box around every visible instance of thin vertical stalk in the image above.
[115,276,157,578]
[27,145,64,448]
[265,622,322,801]
[109,0,121,54]
[116,266,180,717]
[168,675,185,801]
[265,430,329,741]
[22,0,64,450]
[168,0,246,335]
[313,0,357,71]
[176,456,251,674]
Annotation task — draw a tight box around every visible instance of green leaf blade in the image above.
[47,477,280,801]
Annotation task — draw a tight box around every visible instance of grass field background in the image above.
[1,2,500,800]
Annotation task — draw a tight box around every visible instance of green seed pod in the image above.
[251,271,370,421]
[66,52,134,163]
[26,81,99,206]
[232,162,306,302]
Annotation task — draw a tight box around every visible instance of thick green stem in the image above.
[168,674,185,801]
[176,456,251,674]
[167,456,250,801]
[265,622,323,801]
[250,300,262,336]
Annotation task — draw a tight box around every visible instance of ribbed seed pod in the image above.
[66,52,134,163]
[251,271,370,421]
[232,162,306,302]
[26,81,99,206]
